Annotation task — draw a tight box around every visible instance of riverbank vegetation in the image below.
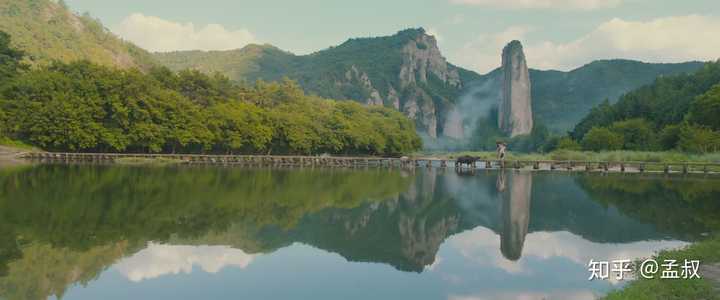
[0,31,421,156]
[604,235,720,300]
[431,150,720,164]
[565,60,720,154]
[464,60,720,156]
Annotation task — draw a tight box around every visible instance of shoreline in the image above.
[16,151,720,175]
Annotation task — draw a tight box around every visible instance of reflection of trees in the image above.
[0,242,129,300]
[0,164,412,299]
[577,175,720,240]
[1,165,718,299]
[498,172,532,261]
[236,169,464,272]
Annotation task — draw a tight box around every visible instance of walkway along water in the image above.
[19,152,720,175]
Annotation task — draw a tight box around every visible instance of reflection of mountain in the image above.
[0,165,718,298]
[223,171,717,273]
[499,172,531,261]
[0,165,413,299]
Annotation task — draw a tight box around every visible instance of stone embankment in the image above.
[18,152,720,175]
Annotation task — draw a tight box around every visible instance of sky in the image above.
[63,0,720,74]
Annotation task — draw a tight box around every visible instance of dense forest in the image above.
[0,31,421,155]
[0,0,155,69]
[561,60,720,153]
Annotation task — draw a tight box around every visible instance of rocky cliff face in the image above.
[335,30,465,138]
[499,41,533,137]
[154,28,480,139]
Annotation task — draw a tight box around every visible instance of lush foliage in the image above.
[530,60,704,132]
[0,0,155,69]
[0,165,413,299]
[581,127,624,151]
[604,236,720,300]
[569,61,720,153]
[0,32,421,155]
[156,29,478,136]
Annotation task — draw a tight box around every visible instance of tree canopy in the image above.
[0,31,421,156]
[568,61,720,153]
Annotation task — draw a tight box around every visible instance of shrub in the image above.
[581,127,624,152]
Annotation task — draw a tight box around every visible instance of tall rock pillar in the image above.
[499,40,533,137]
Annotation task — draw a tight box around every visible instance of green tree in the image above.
[609,118,657,150]
[688,84,720,130]
[556,136,582,151]
[209,102,274,154]
[581,127,624,152]
[678,124,720,153]
[658,124,682,150]
[572,99,615,140]
[0,31,25,83]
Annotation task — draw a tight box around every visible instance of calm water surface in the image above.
[0,164,719,300]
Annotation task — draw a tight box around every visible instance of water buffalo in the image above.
[455,155,479,168]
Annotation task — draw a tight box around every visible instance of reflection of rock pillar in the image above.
[499,172,532,261]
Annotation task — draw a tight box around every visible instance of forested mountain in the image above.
[155,30,703,139]
[0,0,708,147]
[472,60,705,132]
[0,31,421,155]
[531,60,704,131]
[569,60,720,153]
[0,0,155,69]
[156,28,481,139]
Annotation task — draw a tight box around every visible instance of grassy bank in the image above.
[115,157,185,166]
[420,150,720,163]
[0,138,40,151]
[604,236,720,300]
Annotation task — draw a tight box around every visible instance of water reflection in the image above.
[0,165,718,299]
[499,172,531,261]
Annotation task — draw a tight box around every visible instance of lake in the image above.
[0,164,718,300]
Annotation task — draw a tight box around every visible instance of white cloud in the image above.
[454,26,534,74]
[113,13,257,52]
[449,0,623,10]
[453,15,720,73]
[448,227,687,283]
[114,243,257,282]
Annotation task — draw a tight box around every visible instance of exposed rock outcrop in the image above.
[399,34,461,89]
[499,40,533,137]
[338,30,465,138]
[345,65,384,106]
[402,87,438,138]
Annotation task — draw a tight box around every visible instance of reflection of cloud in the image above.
[448,227,688,276]
[426,256,444,271]
[449,289,597,300]
[114,243,257,282]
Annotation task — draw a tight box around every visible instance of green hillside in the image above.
[156,29,479,138]
[570,60,720,153]
[155,30,703,138]
[472,60,705,133]
[531,59,705,131]
[0,0,155,69]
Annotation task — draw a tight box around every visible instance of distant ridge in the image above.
[0,0,155,69]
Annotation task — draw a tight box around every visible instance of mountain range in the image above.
[154,29,704,135]
[0,0,707,140]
